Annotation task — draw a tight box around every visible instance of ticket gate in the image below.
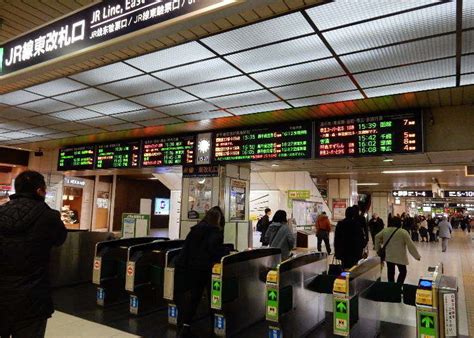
[125,240,184,315]
[265,252,328,338]
[212,248,281,337]
[332,257,382,337]
[92,237,168,306]
[415,263,458,338]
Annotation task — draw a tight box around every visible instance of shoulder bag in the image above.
[377,227,400,262]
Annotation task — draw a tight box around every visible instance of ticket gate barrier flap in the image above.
[163,248,182,302]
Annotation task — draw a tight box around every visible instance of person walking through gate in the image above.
[174,206,230,338]
[438,216,453,252]
[334,207,366,270]
[375,217,421,284]
[0,171,67,338]
[315,211,331,255]
[257,208,272,245]
[264,210,295,260]
[368,213,384,249]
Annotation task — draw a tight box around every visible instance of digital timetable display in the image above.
[142,136,195,167]
[316,112,422,158]
[58,145,95,171]
[214,123,312,162]
[95,141,141,169]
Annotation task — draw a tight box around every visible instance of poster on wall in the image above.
[122,213,150,238]
[332,199,347,221]
[188,177,213,219]
[230,179,247,221]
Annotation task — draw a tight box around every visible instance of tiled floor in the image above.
[46,311,139,338]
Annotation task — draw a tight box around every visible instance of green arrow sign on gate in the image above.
[268,290,277,301]
[336,300,347,313]
[211,276,222,309]
[266,287,279,322]
[334,298,350,336]
[213,281,221,291]
[417,311,438,338]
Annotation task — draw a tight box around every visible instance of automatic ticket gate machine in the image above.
[211,248,281,337]
[265,252,328,338]
[92,237,168,306]
[416,263,459,338]
[163,247,183,326]
[125,240,184,315]
[332,257,382,337]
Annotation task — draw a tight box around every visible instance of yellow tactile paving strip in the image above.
[457,231,474,335]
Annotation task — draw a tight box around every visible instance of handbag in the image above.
[377,227,400,262]
[328,256,344,276]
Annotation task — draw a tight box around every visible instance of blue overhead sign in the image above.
[0,0,229,75]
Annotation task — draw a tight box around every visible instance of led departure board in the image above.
[316,112,422,158]
[95,141,141,169]
[214,123,312,162]
[58,145,95,171]
[141,136,195,167]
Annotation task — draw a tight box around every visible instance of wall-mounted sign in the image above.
[316,111,423,158]
[142,135,194,167]
[288,190,311,200]
[444,191,474,198]
[332,199,347,221]
[448,203,474,208]
[1,0,229,75]
[229,179,247,221]
[96,141,141,169]
[214,122,312,162]
[183,165,219,178]
[392,190,433,198]
[122,213,150,238]
[422,203,445,208]
[58,145,95,171]
[196,133,212,165]
[64,177,86,187]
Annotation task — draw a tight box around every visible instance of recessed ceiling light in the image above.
[383,158,394,162]
[272,164,279,167]
[357,183,380,186]
[382,169,444,174]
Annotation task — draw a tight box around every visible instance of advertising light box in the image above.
[316,111,423,158]
[213,122,312,162]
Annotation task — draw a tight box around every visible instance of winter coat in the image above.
[334,218,366,265]
[0,193,67,327]
[264,222,295,260]
[368,217,384,235]
[438,220,453,239]
[175,221,229,272]
[375,227,420,266]
[316,215,331,234]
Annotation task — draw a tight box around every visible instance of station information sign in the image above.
[213,123,312,162]
[444,191,474,198]
[96,141,141,169]
[316,111,422,158]
[392,190,433,198]
[58,145,95,171]
[141,135,195,167]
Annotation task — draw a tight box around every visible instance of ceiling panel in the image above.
[86,99,145,115]
[139,117,183,127]
[18,99,75,114]
[17,136,50,143]
[208,90,280,108]
[73,128,105,136]
[224,35,332,73]
[54,88,118,106]
[125,41,214,73]
[112,109,167,122]
[26,78,87,96]
[104,123,143,131]
[251,58,346,87]
[49,122,89,132]
[462,29,474,53]
[0,107,39,120]
[22,127,59,136]
[0,121,35,130]
[157,100,217,116]
[70,62,144,85]
[355,58,456,88]
[306,0,438,31]
[364,76,456,98]
[273,76,357,100]
[228,102,291,116]
[26,115,65,126]
[129,89,196,107]
[98,75,172,97]
[323,1,456,54]
[183,76,262,98]
[154,58,241,87]
[461,73,474,85]
[81,116,124,127]
[179,110,231,121]
[0,131,34,139]
[288,90,364,107]
[0,90,44,105]
[341,34,456,73]
[464,0,474,28]
[201,12,314,54]
[46,132,76,139]
[461,54,474,73]
[50,108,102,121]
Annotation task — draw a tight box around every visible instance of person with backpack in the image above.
[315,211,331,254]
[375,217,421,284]
[264,210,295,260]
[257,208,272,245]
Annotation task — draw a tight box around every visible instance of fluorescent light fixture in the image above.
[70,62,144,85]
[273,76,356,100]
[357,183,380,186]
[383,158,394,162]
[382,169,444,174]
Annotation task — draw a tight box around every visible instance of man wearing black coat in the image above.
[0,171,67,338]
[334,207,366,270]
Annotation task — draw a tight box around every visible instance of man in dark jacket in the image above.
[258,208,271,245]
[353,205,369,247]
[0,171,67,338]
[368,213,384,249]
[334,207,366,270]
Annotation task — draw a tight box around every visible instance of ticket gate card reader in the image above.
[333,272,353,337]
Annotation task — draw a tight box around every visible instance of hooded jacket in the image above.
[0,193,67,327]
[264,222,295,260]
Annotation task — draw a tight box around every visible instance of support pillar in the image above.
[327,179,358,221]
